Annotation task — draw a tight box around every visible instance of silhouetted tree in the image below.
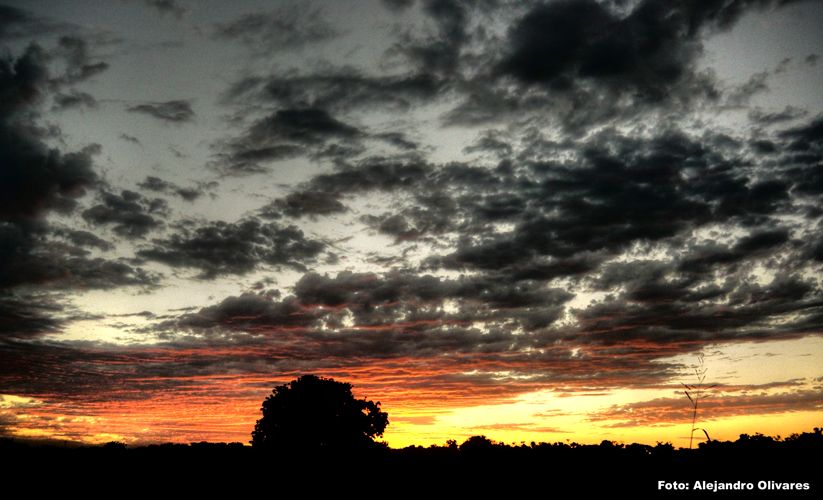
[251,374,388,452]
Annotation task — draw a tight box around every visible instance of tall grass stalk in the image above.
[682,355,716,449]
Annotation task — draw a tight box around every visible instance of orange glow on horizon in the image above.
[2,338,821,447]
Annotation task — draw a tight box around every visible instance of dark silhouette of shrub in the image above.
[250,374,388,452]
[459,435,496,453]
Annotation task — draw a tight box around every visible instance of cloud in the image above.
[0,4,70,40]
[213,5,338,54]
[259,191,347,219]
[141,0,187,19]
[137,176,207,201]
[592,387,823,427]
[127,100,194,123]
[382,0,416,11]
[137,218,324,278]
[119,133,141,145]
[0,294,64,339]
[1,235,160,290]
[575,272,820,347]
[52,90,97,110]
[498,0,786,97]
[222,70,443,114]
[0,29,161,335]
[162,270,574,355]
[749,106,808,126]
[248,108,361,143]
[3,0,823,444]
[51,228,114,251]
[82,190,166,238]
[54,36,109,84]
[218,108,366,171]
[258,157,429,217]
[0,45,98,220]
[0,38,125,305]
[436,0,806,131]
[210,114,823,373]
[217,68,442,171]
[392,0,470,76]
[676,228,791,274]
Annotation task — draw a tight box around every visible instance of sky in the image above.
[1,0,822,448]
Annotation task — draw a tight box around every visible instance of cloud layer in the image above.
[1,0,821,445]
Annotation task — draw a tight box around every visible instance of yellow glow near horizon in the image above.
[381,336,823,448]
[3,336,821,448]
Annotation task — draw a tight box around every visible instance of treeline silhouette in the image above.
[2,429,820,496]
[2,377,818,495]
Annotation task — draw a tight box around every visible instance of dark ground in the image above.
[2,429,820,497]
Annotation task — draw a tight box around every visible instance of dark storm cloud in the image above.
[0,4,69,40]
[320,157,436,192]
[749,106,809,126]
[52,90,97,110]
[218,66,443,170]
[82,190,166,238]
[393,0,470,76]
[138,176,206,201]
[381,0,416,11]
[0,294,64,339]
[213,5,338,54]
[0,37,119,315]
[436,0,807,130]
[175,292,316,331]
[2,0,822,436]
[126,99,194,123]
[165,270,575,354]
[51,228,114,251]
[0,4,37,38]
[259,191,347,219]
[575,270,822,347]
[141,0,187,19]
[0,44,98,220]
[779,114,823,153]
[217,0,815,141]
[245,113,823,365]
[677,229,791,274]
[463,130,514,158]
[54,36,109,84]
[777,116,823,209]
[265,125,784,256]
[218,108,368,171]
[268,160,498,240]
[0,30,162,344]
[223,71,443,114]
[1,222,159,290]
[498,0,788,97]
[258,114,821,314]
[375,132,419,151]
[137,176,173,192]
[137,218,324,278]
[41,254,159,289]
[249,108,361,143]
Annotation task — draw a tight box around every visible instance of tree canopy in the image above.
[251,374,388,452]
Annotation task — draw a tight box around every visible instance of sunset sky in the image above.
[1,0,822,448]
